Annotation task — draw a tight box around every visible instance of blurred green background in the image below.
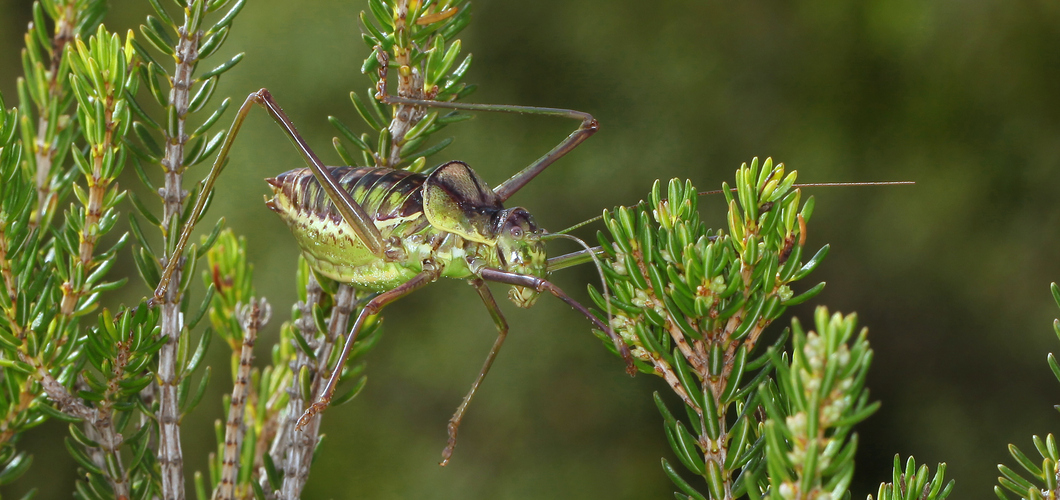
[3,0,1060,498]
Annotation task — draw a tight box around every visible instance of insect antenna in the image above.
[695,180,914,196]
[548,217,597,236]
[548,180,915,236]
[543,232,615,344]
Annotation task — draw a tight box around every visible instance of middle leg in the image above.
[478,267,637,376]
[441,278,509,466]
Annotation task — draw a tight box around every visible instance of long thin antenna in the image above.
[697,180,914,196]
[551,180,915,236]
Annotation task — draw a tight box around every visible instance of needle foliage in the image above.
[589,161,954,499]
[4,0,1053,499]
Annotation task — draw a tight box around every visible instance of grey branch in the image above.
[282,284,356,499]
[31,356,129,497]
[265,274,322,500]
[215,298,271,500]
[157,21,201,500]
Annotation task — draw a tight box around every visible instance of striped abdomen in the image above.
[265,166,437,288]
[267,166,427,228]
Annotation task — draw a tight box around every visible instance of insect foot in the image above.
[440,420,460,466]
[296,399,330,431]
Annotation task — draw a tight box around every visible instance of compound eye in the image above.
[510,226,523,239]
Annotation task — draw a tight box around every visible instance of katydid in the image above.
[150,52,635,465]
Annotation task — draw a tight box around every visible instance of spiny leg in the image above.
[152,88,386,303]
[479,268,637,376]
[374,49,598,202]
[296,268,441,430]
[441,278,509,466]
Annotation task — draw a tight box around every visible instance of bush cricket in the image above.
[150,47,635,465]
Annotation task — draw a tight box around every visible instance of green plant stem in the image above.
[0,227,20,339]
[384,0,429,166]
[0,383,35,447]
[29,0,78,229]
[60,89,118,316]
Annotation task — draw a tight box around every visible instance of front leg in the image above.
[479,267,637,376]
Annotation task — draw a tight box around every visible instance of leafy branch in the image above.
[0,0,988,498]
[332,0,474,172]
[992,283,1060,500]
[592,161,953,499]
[592,159,828,498]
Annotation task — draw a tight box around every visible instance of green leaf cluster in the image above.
[871,455,953,500]
[18,0,105,232]
[993,283,1060,500]
[0,90,39,497]
[59,25,137,314]
[591,158,825,498]
[67,302,165,500]
[332,0,474,171]
[0,0,249,496]
[760,308,878,499]
[0,2,144,494]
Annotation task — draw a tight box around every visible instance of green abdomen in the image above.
[266,166,446,290]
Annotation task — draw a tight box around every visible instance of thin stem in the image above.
[157,20,201,500]
[702,384,732,500]
[385,0,429,167]
[216,299,270,500]
[76,94,114,265]
[266,274,324,499]
[29,0,77,230]
[280,285,354,499]
[61,90,117,316]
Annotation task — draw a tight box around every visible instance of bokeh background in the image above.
[2,0,1060,498]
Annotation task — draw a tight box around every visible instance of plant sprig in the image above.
[332,0,474,171]
[591,158,827,498]
[993,283,1060,500]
